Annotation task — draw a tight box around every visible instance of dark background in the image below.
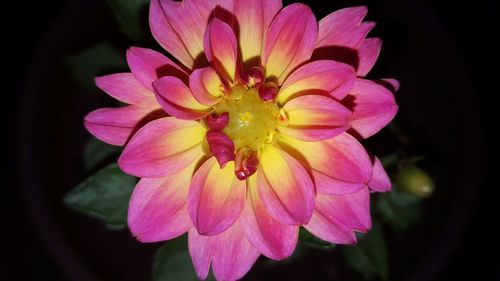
[3,0,498,280]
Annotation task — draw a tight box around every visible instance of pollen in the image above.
[214,85,280,152]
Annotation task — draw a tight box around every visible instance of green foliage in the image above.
[106,0,150,40]
[67,43,126,90]
[64,163,135,229]
[299,228,336,250]
[377,187,423,232]
[84,138,122,172]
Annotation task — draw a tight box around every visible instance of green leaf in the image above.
[64,163,135,229]
[299,228,336,251]
[377,187,422,232]
[84,138,122,172]
[343,223,388,281]
[153,235,214,281]
[67,43,126,90]
[106,0,150,40]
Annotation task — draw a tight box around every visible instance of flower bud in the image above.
[397,165,435,198]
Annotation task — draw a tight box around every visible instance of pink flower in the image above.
[84,1,398,280]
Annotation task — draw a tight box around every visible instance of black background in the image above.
[3,0,498,280]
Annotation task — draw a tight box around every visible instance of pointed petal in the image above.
[95,73,155,105]
[118,117,206,177]
[369,156,391,192]
[241,175,298,260]
[357,38,382,76]
[234,0,282,63]
[127,47,187,91]
[262,4,318,84]
[258,145,315,225]
[304,187,371,244]
[204,18,239,81]
[84,105,158,146]
[189,67,223,106]
[317,6,374,49]
[188,221,260,281]
[345,79,398,139]
[128,163,198,242]
[153,76,211,120]
[279,133,372,195]
[188,158,246,236]
[149,0,194,68]
[278,60,356,103]
[278,95,352,141]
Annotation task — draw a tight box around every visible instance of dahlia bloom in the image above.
[84,1,398,280]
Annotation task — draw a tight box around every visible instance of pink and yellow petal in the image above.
[118,117,206,178]
[279,133,372,195]
[189,67,223,106]
[278,95,352,141]
[95,73,155,105]
[278,60,356,104]
[204,18,239,82]
[241,175,298,260]
[153,76,211,120]
[188,157,246,236]
[258,145,315,225]
[262,4,318,84]
[188,221,260,281]
[345,78,398,139]
[127,47,187,91]
[128,162,199,242]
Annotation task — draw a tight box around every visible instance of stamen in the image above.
[277,108,289,126]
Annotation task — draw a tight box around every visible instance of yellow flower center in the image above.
[214,84,280,152]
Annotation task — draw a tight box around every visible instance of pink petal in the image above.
[304,187,371,244]
[369,156,391,192]
[126,47,187,91]
[128,164,198,242]
[377,78,400,92]
[206,112,229,131]
[234,0,282,63]
[95,73,155,105]
[279,132,372,195]
[84,105,160,146]
[118,117,206,177]
[262,3,318,84]
[188,157,246,236]
[258,145,315,225]
[278,60,356,103]
[241,175,298,260]
[188,221,260,281]
[153,76,211,120]
[344,78,398,139]
[357,38,382,77]
[317,6,373,49]
[204,18,239,81]
[205,131,235,168]
[189,67,223,106]
[149,0,194,68]
[278,95,352,141]
[159,0,217,66]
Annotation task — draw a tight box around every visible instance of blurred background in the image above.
[2,0,498,280]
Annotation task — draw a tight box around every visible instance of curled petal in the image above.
[84,105,159,146]
[153,76,211,120]
[188,221,260,280]
[304,187,371,244]
[234,0,282,63]
[189,67,224,106]
[262,4,318,84]
[258,145,315,225]
[188,158,246,236]
[279,133,372,195]
[127,47,187,90]
[278,60,356,104]
[206,131,235,168]
[128,163,199,242]
[206,112,229,131]
[118,117,206,177]
[149,0,193,68]
[278,95,352,141]
[345,79,398,139]
[241,175,298,260]
[369,156,391,192]
[357,38,382,77]
[204,18,239,81]
[95,73,155,105]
